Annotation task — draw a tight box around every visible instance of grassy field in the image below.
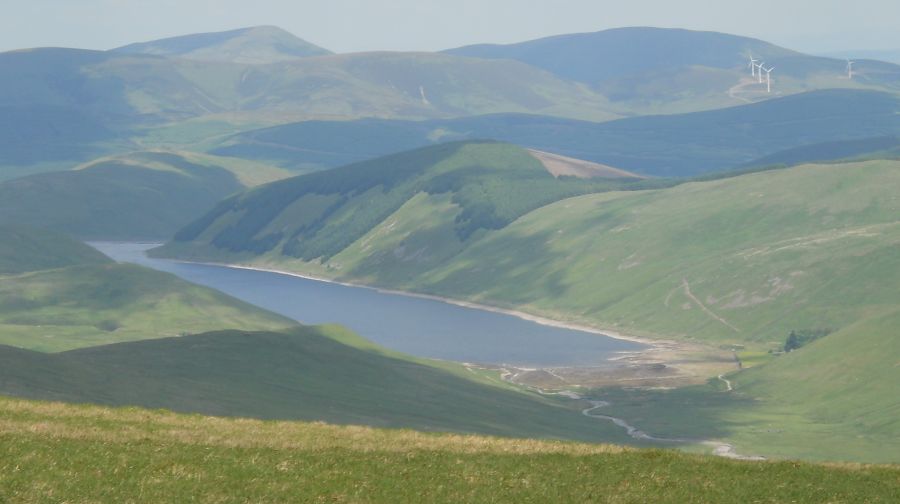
[0,396,898,503]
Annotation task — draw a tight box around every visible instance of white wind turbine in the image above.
[763,65,775,93]
[847,59,855,79]
[748,54,760,77]
[754,62,766,83]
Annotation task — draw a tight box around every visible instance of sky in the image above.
[2,0,899,54]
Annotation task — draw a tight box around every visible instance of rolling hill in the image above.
[0,226,111,275]
[160,155,900,461]
[210,89,900,176]
[0,150,291,240]
[447,27,900,114]
[0,226,627,445]
[0,327,629,442]
[158,141,649,263]
[113,25,332,63]
[2,396,899,503]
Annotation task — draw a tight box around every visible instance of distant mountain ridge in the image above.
[113,25,332,63]
[210,89,900,177]
[447,27,900,114]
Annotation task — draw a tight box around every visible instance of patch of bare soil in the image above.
[527,149,644,179]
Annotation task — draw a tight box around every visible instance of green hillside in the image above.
[160,141,647,262]
[0,227,111,275]
[447,27,900,114]
[161,158,900,461]
[0,151,290,240]
[0,327,629,443]
[0,46,619,130]
[1,397,898,503]
[163,153,899,339]
[0,105,129,180]
[598,309,900,463]
[210,89,900,177]
[113,25,332,63]
[742,136,900,168]
[0,263,295,352]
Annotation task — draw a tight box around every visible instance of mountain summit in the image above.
[112,26,331,64]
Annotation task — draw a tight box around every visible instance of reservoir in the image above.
[92,242,645,367]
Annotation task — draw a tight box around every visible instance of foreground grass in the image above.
[0,398,898,503]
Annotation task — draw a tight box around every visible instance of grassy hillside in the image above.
[161,157,900,462]
[0,105,129,180]
[447,27,900,114]
[0,263,295,352]
[0,327,630,443]
[0,227,111,275]
[113,25,332,63]
[160,141,648,262]
[0,46,619,129]
[210,89,900,177]
[742,136,900,168]
[598,309,900,463]
[0,150,290,240]
[1,397,898,503]
[162,157,900,348]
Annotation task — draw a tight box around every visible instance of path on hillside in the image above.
[495,367,765,461]
[718,374,734,392]
[682,278,741,332]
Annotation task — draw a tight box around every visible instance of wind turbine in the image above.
[846,59,855,79]
[748,54,760,77]
[763,66,775,93]
[755,62,766,83]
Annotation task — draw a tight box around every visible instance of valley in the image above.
[1,18,899,501]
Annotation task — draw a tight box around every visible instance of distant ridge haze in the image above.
[113,26,332,64]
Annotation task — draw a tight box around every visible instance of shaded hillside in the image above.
[0,227,110,275]
[743,136,900,168]
[0,327,627,442]
[447,27,900,113]
[0,151,290,240]
[160,141,647,262]
[0,105,127,180]
[211,89,900,176]
[113,26,332,63]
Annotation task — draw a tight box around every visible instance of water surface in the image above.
[93,242,645,367]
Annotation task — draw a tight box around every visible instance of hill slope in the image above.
[113,26,332,63]
[0,227,111,275]
[0,327,628,442]
[210,89,900,176]
[165,157,900,346]
[0,151,291,240]
[447,27,900,114]
[0,262,295,352]
[161,157,900,462]
[160,141,647,263]
[1,396,898,503]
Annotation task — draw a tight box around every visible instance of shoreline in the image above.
[163,257,663,350]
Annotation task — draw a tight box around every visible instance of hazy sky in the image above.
[2,0,899,54]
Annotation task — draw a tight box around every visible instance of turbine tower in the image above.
[748,54,760,77]
[755,62,766,83]
[763,66,775,93]
[847,59,855,80]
